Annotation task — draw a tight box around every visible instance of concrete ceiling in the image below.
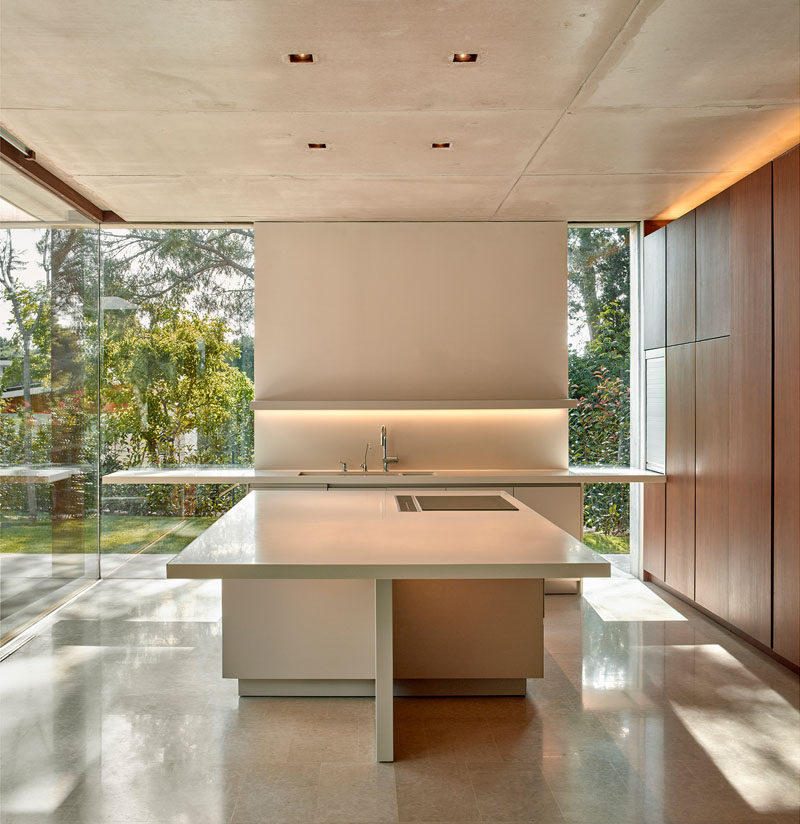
[1,0,798,222]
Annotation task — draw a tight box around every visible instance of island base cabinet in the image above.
[222,579,376,682]
[393,579,543,679]
[222,578,544,695]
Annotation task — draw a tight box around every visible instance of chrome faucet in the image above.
[360,442,371,472]
[380,425,398,472]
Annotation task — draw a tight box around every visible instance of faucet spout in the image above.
[380,425,399,472]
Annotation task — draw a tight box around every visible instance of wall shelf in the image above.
[250,400,578,411]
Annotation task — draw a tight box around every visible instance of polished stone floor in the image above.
[1,573,798,824]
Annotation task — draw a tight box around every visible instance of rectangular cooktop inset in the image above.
[412,495,518,511]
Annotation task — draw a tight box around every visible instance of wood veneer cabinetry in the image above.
[695,190,731,340]
[643,148,799,668]
[694,337,729,620]
[643,228,666,350]
[643,484,666,581]
[666,212,696,345]
[772,145,800,666]
[665,342,695,599]
[727,163,772,647]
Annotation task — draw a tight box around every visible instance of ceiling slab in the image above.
[0,0,636,112]
[1,0,798,221]
[526,106,800,175]
[495,172,746,221]
[71,174,516,222]
[574,0,800,109]
[3,110,561,177]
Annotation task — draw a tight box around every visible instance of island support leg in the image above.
[375,579,394,762]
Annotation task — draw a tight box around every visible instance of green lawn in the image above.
[3,514,629,556]
[0,515,218,554]
[582,533,629,554]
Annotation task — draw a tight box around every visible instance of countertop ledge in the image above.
[166,489,611,581]
[102,466,665,485]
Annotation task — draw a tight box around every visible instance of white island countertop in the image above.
[166,489,611,581]
[104,465,665,486]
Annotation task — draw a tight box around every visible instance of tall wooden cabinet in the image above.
[666,212,696,345]
[643,146,799,668]
[695,190,731,340]
[772,146,800,666]
[665,343,695,599]
[728,163,773,646]
[694,337,729,620]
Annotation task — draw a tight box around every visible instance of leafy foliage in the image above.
[568,228,631,536]
[101,228,254,331]
[98,228,256,517]
[102,308,254,468]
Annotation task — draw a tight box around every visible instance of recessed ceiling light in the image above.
[452,53,478,62]
[307,143,327,149]
[431,142,451,149]
[289,53,314,63]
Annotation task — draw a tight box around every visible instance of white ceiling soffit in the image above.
[0,0,798,223]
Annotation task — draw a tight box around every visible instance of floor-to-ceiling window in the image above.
[567,224,633,567]
[0,224,100,643]
[99,228,254,577]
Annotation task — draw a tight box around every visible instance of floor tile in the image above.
[231,763,319,824]
[467,761,564,821]
[394,761,480,822]
[315,762,398,823]
[2,577,798,824]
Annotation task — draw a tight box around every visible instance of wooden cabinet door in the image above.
[666,211,696,345]
[695,336,729,620]
[728,163,772,646]
[665,342,695,599]
[772,145,800,665]
[696,189,731,340]
[643,483,666,581]
[643,227,666,350]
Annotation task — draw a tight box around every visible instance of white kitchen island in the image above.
[166,488,610,761]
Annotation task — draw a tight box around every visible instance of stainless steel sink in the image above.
[298,470,435,476]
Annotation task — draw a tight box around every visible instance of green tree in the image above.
[0,231,51,410]
[101,228,254,335]
[568,228,631,537]
[102,308,254,469]
[98,229,255,521]
[568,227,629,342]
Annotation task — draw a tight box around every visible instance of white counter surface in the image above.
[104,465,665,486]
[0,465,85,484]
[166,489,611,581]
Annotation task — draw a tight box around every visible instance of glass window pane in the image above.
[99,228,254,578]
[0,227,100,642]
[567,225,632,563]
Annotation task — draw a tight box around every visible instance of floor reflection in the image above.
[0,575,797,824]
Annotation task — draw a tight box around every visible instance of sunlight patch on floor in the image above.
[670,644,800,813]
[582,576,688,622]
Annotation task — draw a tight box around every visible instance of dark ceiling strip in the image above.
[1,138,125,223]
[643,219,671,236]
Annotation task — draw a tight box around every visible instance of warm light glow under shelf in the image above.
[655,110,800,220]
